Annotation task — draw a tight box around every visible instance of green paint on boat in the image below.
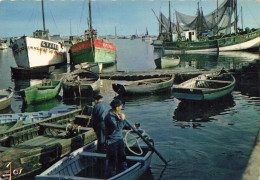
[24,80,62,104]
[70,47,116,65]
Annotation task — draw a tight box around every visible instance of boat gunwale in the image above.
[37,140,153,180]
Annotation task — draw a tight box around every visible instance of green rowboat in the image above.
[23,79,62,104]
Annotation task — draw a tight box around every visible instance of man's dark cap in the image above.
[110,99,122,108]
[93,95,103,101]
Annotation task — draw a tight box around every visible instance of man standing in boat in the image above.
[90,95,110,153]
[105,99,128,178]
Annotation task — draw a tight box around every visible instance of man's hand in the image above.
[119,113,125,120]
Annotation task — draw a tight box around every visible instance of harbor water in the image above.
[0,39,260,179]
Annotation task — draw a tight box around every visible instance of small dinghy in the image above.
[112,76,174,96]
[172,70,236,101]
[36,128,154,180]
[0,88,14,111]
[62,69,100,97]
[154,55,180,69]
[22,79,62,104]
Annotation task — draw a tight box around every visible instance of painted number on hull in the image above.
[41,41,58,50]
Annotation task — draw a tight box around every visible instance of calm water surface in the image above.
[0,39,260,180]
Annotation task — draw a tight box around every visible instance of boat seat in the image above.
[196,79,232,84]
[79,152,145,162]
[0,95,7,99]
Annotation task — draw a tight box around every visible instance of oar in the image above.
[125,119,168,165]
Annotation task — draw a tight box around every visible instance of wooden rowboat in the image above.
[112,76,174,96]
[0,88,14,111]
[0,105,78,132]
[22,79,62,104]
[154,55,180,69]
[36,129,154,180]
[0,109,96,179]
[62,69,100,97]
[172,71,236,101]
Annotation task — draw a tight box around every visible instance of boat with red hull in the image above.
[69,0,116,66]
[69,38,116,65]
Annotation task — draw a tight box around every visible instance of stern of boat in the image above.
[112,83,126,95]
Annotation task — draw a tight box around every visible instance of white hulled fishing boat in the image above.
[11,0,66,69]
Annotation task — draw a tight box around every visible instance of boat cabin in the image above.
[183,30,198,41]
[84,29,97,40]
[33,30,51,40]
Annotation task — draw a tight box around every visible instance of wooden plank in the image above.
[196,79,232,83]
[40,123,67,130]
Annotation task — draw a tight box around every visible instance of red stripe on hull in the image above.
[71,39,116,53]
[94,39,116,51]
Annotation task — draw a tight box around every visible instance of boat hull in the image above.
[62,69,101,97]
[163,39,219,52]
[163,29,260,52]
[173,84,235,101]
[172,72,236,101]
[0,44,8,50]
[23,80,62,104]
[0,109,97,179]
[36,140,153,180]
[154,56,180,69]
[11,66,55,79]
[69,39,116,65]
[12,36,67,68]
[0,88,14,111]
[218,29,260,51]
[112,76,174,95]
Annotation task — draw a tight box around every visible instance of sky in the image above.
[0,0,260,38]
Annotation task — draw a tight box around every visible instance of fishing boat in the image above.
[172,70,236,101]
[22,79,62,104]
[0,105,77,126]
[62,69,100,97]
[155,0,260,52]
[36,128,154,180]
[154,55,180,69]
[112,76,174,96]
[11,0,66,69]
[0,88,14,111]
[0,39,8,50]
[0,109,97,179]
[69,0,116,66]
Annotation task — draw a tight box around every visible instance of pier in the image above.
[100,59,260,85]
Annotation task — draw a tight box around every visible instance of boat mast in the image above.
[89,0,95,58]
[41,0,46,31]
[89,0,92,33]
[168,0,172,41]
[241,6,243,31]
[217,0,218,33]
[233,0,238,34]
[115,26,117,38]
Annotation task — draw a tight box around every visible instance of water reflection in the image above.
[154,49,259,72]
[173,94,235,128]
[21,96,62,112]
[0,106,14,114]
[13,79,43,91]
[62,97,93,109]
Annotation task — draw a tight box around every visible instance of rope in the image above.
[123,129,148,156]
